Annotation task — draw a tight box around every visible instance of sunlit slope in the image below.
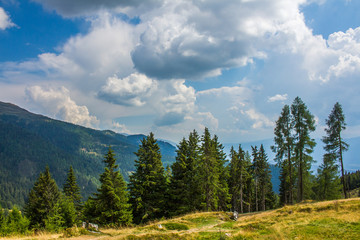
[68,198,360,240]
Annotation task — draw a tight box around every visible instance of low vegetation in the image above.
[2,198,359,240]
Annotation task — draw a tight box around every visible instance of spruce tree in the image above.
[271,104,295,205]
[93,146,132,226]
[169,138,191,216]
[258,145,273,211]
[229,145,250,213]
[169,130,202,216]
[63,166,82,211]
[323,102,349,198]
[212,135,230,211]
[129,133,167,224]
[315,153,341,200]
[24,166,60,228]
[252,146,260,211]
[291,97,316,202]
[198,128,220,211]
[243,151,254,213]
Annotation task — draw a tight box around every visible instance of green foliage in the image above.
[291,96,316,202]
[323,102,349,198]
[198,128,221,211]
[45,200,65,232]
[271,104,295,205]
[229,145,251,213]
[59,195,78,228]
[2,206,30,235]
[129,133,167,224]
[169,130,202,216]
[24,166,60,229]
[314,153,342,200]
[63,166,82,211]
[88,146,132,226]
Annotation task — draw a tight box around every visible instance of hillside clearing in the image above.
[2,198,360,240]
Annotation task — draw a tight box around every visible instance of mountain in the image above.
[0,102,176,208]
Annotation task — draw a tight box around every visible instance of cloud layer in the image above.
[1,0,360,142]
[26,86,99,128]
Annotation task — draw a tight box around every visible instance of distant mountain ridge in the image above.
[2,101,357,208]
[0,101,176,208]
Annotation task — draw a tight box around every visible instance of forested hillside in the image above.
[0,102,176,208]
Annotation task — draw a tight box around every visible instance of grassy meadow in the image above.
[2,198,360,240]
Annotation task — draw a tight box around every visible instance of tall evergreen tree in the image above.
[129,133,167,224]
[257,145,273,211]
[93,146,132,226]
[314,153,342,200]
[169,130,202,216]
[291,97,316,202]
[243,151,254,213]
[229,145,250,213]
[212,135,231,211]
[323,102,349,198]
[252,146,260,212]
[63,166,82,211]
[271,104,295,205]
[198,128,220,211]
[169,137,191,216]
[24,166,60,228]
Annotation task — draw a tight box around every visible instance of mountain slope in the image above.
[0,102,176,208]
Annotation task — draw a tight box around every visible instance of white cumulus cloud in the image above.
[268,94,288,102]
[98,73,157,106]
[25,86,99,128]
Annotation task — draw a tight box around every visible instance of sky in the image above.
[1,0,360,144]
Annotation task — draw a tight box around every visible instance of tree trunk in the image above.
[255,178,258,212]
[298,151,303,202]
[240,171,243,213]
[288,147,293,204]
[339,132,347,199]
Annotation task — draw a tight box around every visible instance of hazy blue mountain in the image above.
[0,102,176,208]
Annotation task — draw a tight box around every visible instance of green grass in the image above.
[9,198,360,240]
[162,222,189,231]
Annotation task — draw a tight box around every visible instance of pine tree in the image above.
[323,102,349,198]
[169,138,191,216]
[198,128,220,211]
[24,166,60,228]
[243,151,254,213]
[314,153,342,200]
[271,104,295,205]
[291,97,316,202]
[169,130,202,216]
[63,166,82,211]
[93,146,132,226]
[129,133,167,224]
[258,145,273,211]
[212,135,230,211]
[252,146,260,211]
[229,145,250,213]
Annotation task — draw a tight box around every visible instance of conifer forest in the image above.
[0,97,359,237]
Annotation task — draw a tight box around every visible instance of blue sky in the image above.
[1,0,360,144]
